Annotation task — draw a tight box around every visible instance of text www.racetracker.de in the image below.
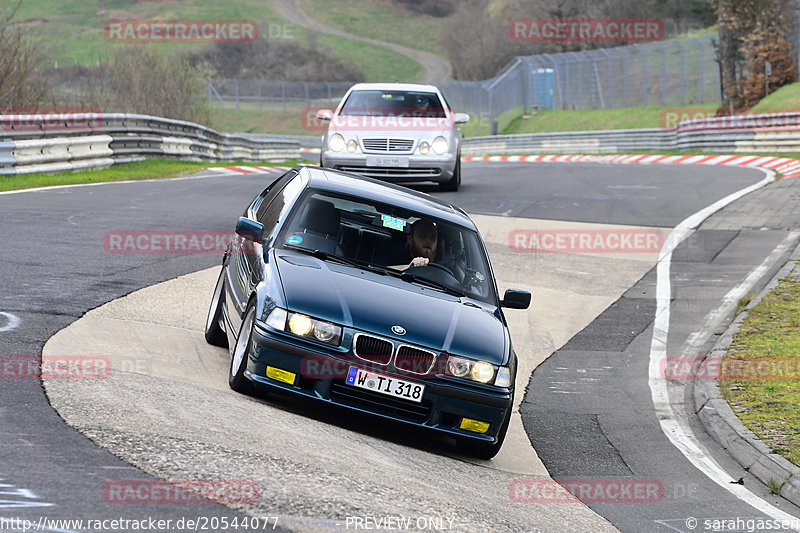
[0,515,279,532]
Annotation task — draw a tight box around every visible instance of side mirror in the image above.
[236,217,264,243]
[455,112,470,124]
[501,289,531,309]
[317,109,333,121]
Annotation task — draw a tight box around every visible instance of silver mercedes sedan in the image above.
[317,83,469,191]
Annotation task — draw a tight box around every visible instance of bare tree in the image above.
[0,1,49,109]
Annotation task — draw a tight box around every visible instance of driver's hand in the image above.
[409,257,429,267]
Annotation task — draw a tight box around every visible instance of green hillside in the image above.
[14,0,423,81]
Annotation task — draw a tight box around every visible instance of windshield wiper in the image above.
[400,272,465,297]
[284,245,391,275]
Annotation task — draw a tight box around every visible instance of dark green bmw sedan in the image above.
[205,165,530,458]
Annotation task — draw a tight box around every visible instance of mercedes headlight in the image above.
[432,136,448,155]
[328,133,345,152]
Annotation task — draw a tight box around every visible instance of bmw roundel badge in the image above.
[391,325,406,336]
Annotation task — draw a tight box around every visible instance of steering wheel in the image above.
[425,262,457,279]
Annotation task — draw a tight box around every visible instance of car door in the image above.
[225,170,296,335]
[225,170,308,335]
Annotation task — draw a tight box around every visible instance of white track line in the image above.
[648,168,800,528]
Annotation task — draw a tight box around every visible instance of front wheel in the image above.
[204,267,228,347]
[438,157,461,192]
[456,405,511,459]
[229,304,256,394]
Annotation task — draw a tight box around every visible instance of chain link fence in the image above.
[208,34,732,134]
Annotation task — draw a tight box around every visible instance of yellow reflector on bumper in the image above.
[459,418,490,434]
[266,366,296,385]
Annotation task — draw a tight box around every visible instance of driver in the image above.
[389,219,437,269]
[407,219,437,267]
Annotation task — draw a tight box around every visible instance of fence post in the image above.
[599,48,613,108]
[258,80,263,110]
[675,40,686,105]
[655,41,667,105]
[234,79,240,110]
[633,44,647,105]
[696,37,705,103]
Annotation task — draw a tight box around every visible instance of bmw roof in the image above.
[297,166,475,229]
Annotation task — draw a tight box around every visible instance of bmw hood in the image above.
[274,252,507,364]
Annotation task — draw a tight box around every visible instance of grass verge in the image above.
[720,262,800,467]
[0,158,307,193]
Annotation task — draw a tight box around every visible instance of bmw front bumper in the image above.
[245,323,512,443]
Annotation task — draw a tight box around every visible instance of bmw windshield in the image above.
[278,190,496,304]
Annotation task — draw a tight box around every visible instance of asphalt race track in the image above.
[2,162,799,532]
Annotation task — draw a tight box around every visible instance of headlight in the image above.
[347,139,358,153]
[328,133,345,152]
[471,361,495,383]
[446,355,507,386]
[432,136,448,155]
[419,141,430,155]
[287,312,342,346]
[288,313,313,336]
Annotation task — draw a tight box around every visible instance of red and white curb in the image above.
[207,165,291,175]
[463,154,800,181]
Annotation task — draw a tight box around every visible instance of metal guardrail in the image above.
[462,112,800,156]
[0,113,300,175]
[4,110,800,175]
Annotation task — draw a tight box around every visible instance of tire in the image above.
[204,267,228,347]
[438,156,461,192]
[456,404,512,460]
[229,303,256,394]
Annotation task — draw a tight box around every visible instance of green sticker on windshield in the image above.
[381,215,406,231]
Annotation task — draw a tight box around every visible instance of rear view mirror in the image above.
[455,112,470,124]
[501,289,531,309]
[235,217,264,243]
[317,109,333,121]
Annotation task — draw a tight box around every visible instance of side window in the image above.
[251,170,297,219]
[256,173,308,238]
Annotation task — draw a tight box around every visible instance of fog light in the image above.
[460,418,490,433]
[347,139,358,153]
[266,366,296,385]
[288,314,313,336]
[419,141,430,155]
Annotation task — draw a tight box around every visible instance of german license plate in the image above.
[366,156,409,168]
[345,366,424,403]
